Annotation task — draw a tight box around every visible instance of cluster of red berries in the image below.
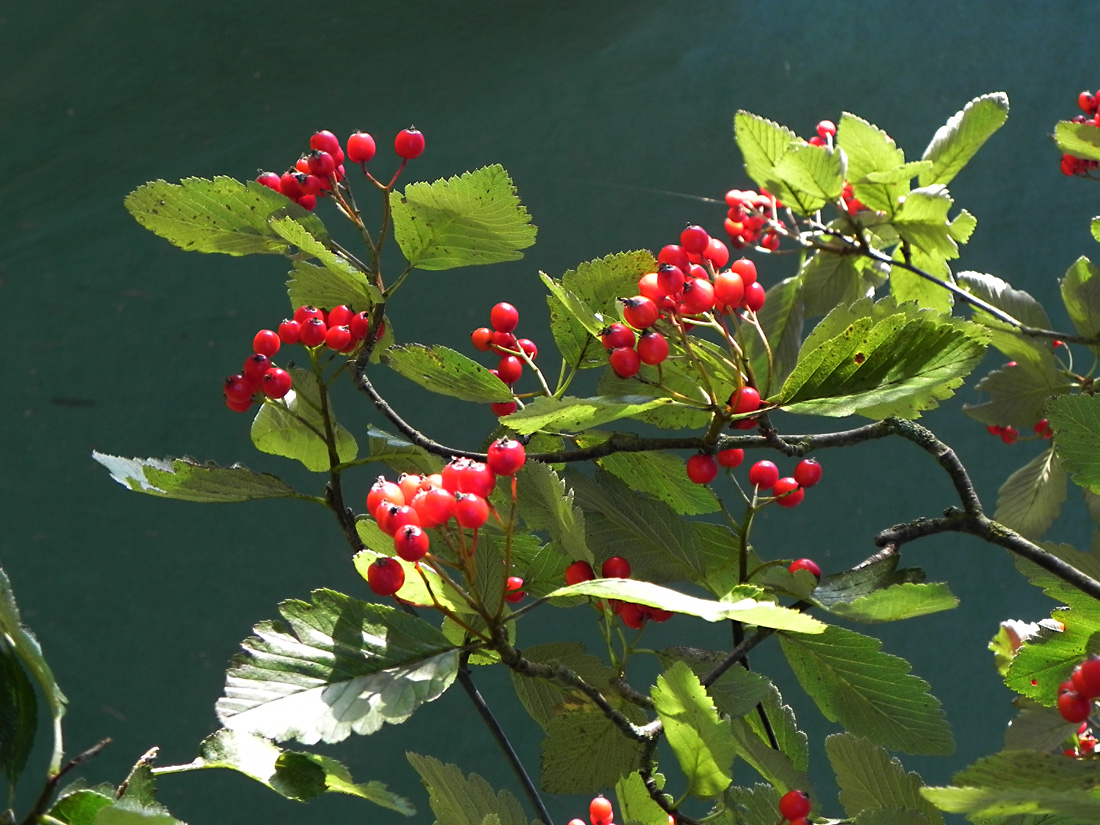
[222,304,374,412]
[724,189,784,250]
[255,127,425,210]
[778,789,813,824]
[563,556,673,630]
[470,302,538,417]
[1056,655,1100,724]
[364,439,527,598]
[1061,91,1100,176]
[985,419,1053,445]
[685,453,822,508]
[1065,722,1097,759]
[602,237,766,379]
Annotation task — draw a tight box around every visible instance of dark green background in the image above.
[2,2,1097,823]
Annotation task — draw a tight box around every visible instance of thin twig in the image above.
[22,739,111,825]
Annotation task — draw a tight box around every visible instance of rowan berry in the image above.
[278,319,302,345]
[224,395,253,413]
[772,477,804,507]
[704,237,730,268]
[411,486,456,528]
[619,601,647,629]
[296,194,317,211]
[730,258,758,287]
[620,296,659,330]
[589,796,614,825]
[713,271,745,308]
[368,477,405,518]
[1059,689,1093,723]
[242,353,272,382]
[778,789,812,821]
[505,576,525,603]
[600,323,636,350]
[350,310,372,340]
[346,131,377,164]
[490,302,520,333]
[457,461,497,499]
[609,346,642,378]
[717,448,744,468]
[517,338,538,360]
[310,130,341,156]
[657,244,691,272]
[471,327,494,351]
[794,458,822,488]
[497,355,523,384]
[294,305,324,324]
[680,224,711,254]
[394,127,425,159]
[686,453,719,484]
[1077,657,1100,699]
[261,368,292,399]
[601,556,631,579]
[816,119,837,138]
[394,524,430,562]
[256,171,282,191]
[729,386,761,415]
[1035,419,1053,439]
[748,460,779,490]
[487,437,526,476]
[637,330,670,365]
[1000,426,1019,445]
[680,277,715,314]
[491,401,518,416]
[224,374,258,405]
[657,264,686,297]
[253,329,280,357]
[299,317,327,348]
[454,493,490,528]
[367,557,405,597]
[491,330,517,351]
[325,324,353,352]
[307,150,336,178]
[380,504,420,537]
[565,560,596,585]
[743,281,766,312]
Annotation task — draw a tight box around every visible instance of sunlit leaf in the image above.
[823,582,958,623]
[1049,393,1100,494]
[838,113,907,214]
[994,446,1067,541]
[406,754,529,825]
[964,360,1073,428]
[920,92,1010,186]
[540,707,646,793]
[594,449,720,516]
[93,452,301,502]
[383,344,514,403]
[505,395,684,435]
[826,733,943,824]
[1055,121,1100,162]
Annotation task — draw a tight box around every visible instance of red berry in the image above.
[261,368,293,399]
[253,329,280,357]
[680,224,711,255]
[457,461,497,499]
[517,338,538,360]
[637,330,670,365]
[730,258,758,287]
[778,789,812,821]
[394,524,431,562]
[471,327,494,351]
[680,277,715,315]
[601,556,631,579]
[256,171,282,191]
[729,386,761,415]
[367,557,405,597]
[686,453,719,484]
[394,127,425,160]
[278,319,302,344]
[397,473,425,502]
[620,296,659,330]
[487,437,526,476]
[223,374,258,405]
[490,302,520,333]
[279,172,304,200]
[743,281,766,312]
[657,245,691,272]
[307,150,336,178]
[713,271,745,308]
[748,460,779,490]
[1001,426,1020,445]
[491,331,517,352]
[294,305,324,324]
[411,486,456,528]
[704,237,730,268]
[1059,689,1093,723]
[310,130,342,156]
[589,796,614,825]
[225,394,253,413]
[772,477,804,507]
[497,355,523,384]
[300,317,327,348]
[1080,92,1098,115]
[1078,657,1100,699]
[793,458,822,488]
[609,346,642,378]
[491,401,518,417]
[657,264,686,297]
[242,353,272,382]
[717,448,744,468]
[454,493,490,529]
[296,194,317,212]
[789,558,821,579]
[505,576,525,603]
[346,131,377,164]
[619,601,647,629]
[349,311,372,340]
[367,477,405,518]
[1035,419,1053,439]
[325,324,353,352]
[565,560,596,585]
[600,323,636,350]
[379,504,420,537]
[816,120,837,138]
[327,305,355,327]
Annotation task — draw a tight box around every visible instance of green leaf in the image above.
[216,589,458,744]
[838,113,907,214]
[890,248,953,315]
[89,800,183,825]
[826,733,943,824]
[774,298,988,418]
[543,279,604,370]
[994,447,1067,541]
[956,270,1053,330]
[271,217,379,303]
[352,548,467,614]
[653,662,734,798]
[508,642,625,730]
[746,276,803,393]
[811,554,924,609]
[922,784,1100,820]
[747,681,809,772]
[92,452,301,502]
[250,368,358,472]
[0,563,65,774]
[546,579,825,633]
[594,449,719,516]
[285,261,377,318]
[771,143,846,214]
[515,461,590,564]
[360,425,442,477]
[727,712,808,793]
[1049,393,1100,493]
[504,395,684,435]
[823,582,958,623]
[725,784,781,825]
[407,754,530,825]
[390,164,536,270]
[920,92,1010,186]
[1003,697,1077,753]
[565,469,706,582]
[384,344,514,403]
[125,177,327,255]
[1054,121,1100,162]
[964,360,1073,428]
[734,111,799,201]
[0,644,35,788]
[1061,256,1100,342]
[49,789,115,825]
[657,651,770,720]
[171,728,414,813]
[616,771,670,825]
[540,707,646,793]
[780,625,954,755]
[892,186,958,260]
[800,253,864,318]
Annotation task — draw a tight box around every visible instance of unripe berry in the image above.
[394,127,425,159]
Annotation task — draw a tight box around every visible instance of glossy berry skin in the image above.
[261,368,292,399]
[619,601,647,630]
[471,327,494,351]
[609,346,642,378]
[816,119,837,138]
[686,453,719,484]
[328,305,355,327]
[325,324,353,352]
[601,556,631,579]
[657,245,691,272]
[253,329,280,357]
[730,258,758,287]
[637,330,670,365]
[300,317,327,348]
[278,319,302,344]
[256,171,281,191]
[367,557,405,597]
[368,477,405,518]
[772,477,804,507]
[601,323,635,350]
[346,131,376,163]
[242,353,271,382]
[713,271,745,308]
[294,305,324,324]
[789,558,822,579]
[454,494,490,529]
[411,486,456,528]
[717,448,744,468]
[680,277,715,315]
[456,461,497,499]
[565,560,596,585]
[487,438,526,475]
[730,386,761,415]
[394,127,425,159]
[491,401,518,417]
[394,524,431,562]
[704,237,730,268]
[505,576,525,603]
[589,796,614,825]
[748,460,779,490]
[680,224,711,254]
[620,296,659,330]
[743,281,766,312]
[794,458,822,488]
[1077,657,1100,699]
[778,789,812,821]
[490,302,520,333]
[497,355,523,384]
[656,264,685,297]
[350,311,371,340]
[1059,689,1093,723]
[310,130,342,156]
[223,374,256,405]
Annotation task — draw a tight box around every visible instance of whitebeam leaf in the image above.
[217,590,458,745]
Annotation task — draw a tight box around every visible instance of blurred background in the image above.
[1,2,1097,823]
